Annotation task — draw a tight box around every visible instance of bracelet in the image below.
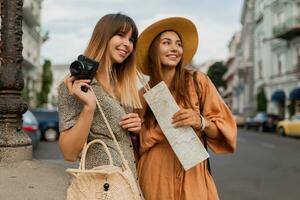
[200,115,206,131]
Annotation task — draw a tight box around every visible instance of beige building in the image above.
[22,0,44,107]
[225,0,300,118]
[223,0,256,117]
[223,32,241,112]
[254,0,300,118]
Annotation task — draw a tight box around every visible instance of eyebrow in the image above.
[160,38,182,43]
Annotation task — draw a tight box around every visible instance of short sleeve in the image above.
[57,83,83,132]
[196,72,237,153]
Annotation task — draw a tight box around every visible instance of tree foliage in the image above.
[287,100,296,118]
[36,59,53,107]
[256,85,267,112]
[207,61,227,90]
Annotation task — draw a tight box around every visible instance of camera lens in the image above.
[70,61,84,77]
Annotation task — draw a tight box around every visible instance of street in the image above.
[212,128,300,200]
[34,128,300,200]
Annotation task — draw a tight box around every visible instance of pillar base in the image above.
[0,123,32,163]
[0,145,32,162]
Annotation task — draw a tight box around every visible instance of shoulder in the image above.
[57,81,78,105]
[185,69,209,86]
[57,81,69,97]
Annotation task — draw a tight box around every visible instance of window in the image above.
[277,53,284,74]
[257,34,261,48]
[257,34,264,49]
[258,1,264,13]
[275,12,285,26]
[297,2,300,15]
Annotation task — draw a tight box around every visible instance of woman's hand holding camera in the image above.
[119,113,142,134]
[65,76,97,110]
[172,108,202,130]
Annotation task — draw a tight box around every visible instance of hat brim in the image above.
[136,17,198,75]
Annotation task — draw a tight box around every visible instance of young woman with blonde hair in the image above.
[136,17,237,200]
[58,13,142,181]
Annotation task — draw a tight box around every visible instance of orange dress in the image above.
[137,72,237,200]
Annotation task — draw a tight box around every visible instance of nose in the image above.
[123,37,130,47]
[170,43,178,52]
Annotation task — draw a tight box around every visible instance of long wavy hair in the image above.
[144,31,192,128]
[84,13,141,108]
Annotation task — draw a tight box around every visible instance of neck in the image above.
[162,67,176,88]
[95,64,118,98]
[96,64,111,85]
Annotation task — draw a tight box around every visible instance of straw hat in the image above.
[136,17,198,75]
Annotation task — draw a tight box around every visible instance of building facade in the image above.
[22,0,44,107]
[254,0,300,118]
[223,0,256,117]
[223,32,241,113]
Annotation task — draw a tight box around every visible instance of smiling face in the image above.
[158,31,183,69]
[107,28,134,64]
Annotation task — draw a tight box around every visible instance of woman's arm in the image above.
[172,108,222,140]
[59,105,95,161]
[58,76,97,161]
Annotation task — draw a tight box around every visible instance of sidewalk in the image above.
[0,159,78,200]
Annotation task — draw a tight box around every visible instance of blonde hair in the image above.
[84,13,141,108]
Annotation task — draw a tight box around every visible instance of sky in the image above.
[41,0,243,66]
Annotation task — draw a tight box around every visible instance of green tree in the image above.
[256,85,267,112]
[287,100,295,118]
[36,59,53,107]
[207,61,227,90]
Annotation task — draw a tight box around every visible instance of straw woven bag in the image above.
[65,90,142,200]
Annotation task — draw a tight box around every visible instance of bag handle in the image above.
[90,87,129,168]
[87,72,149,170]
[79,139,114,170]
[137,71,151,92]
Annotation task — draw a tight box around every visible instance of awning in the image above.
[271,90,286,103]
[289,88,300,100]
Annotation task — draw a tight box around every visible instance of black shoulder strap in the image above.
[192,71,212,175]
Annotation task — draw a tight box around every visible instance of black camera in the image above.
[70,55,99,81]
[69,55,99,92]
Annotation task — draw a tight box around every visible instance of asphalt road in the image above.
[212,128,300,200]
[34,128,300,200]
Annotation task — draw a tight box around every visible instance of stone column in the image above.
[0,0,32,163]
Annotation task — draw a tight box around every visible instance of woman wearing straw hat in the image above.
[136,17,237,200]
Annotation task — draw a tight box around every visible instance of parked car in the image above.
[277,114,300,137]
[233,113,246,127]
[31,108,59,141]
[244,112,282,132]
[22,110,41,149]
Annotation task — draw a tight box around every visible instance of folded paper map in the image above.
[143,81,209,170]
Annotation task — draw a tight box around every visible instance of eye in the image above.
[117,32,125,37]
[162,40,170,45]
[129,37,135,43]
[177,42,182,47]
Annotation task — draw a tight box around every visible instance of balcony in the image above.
[273,15,300,40]
[23,6,40,28]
